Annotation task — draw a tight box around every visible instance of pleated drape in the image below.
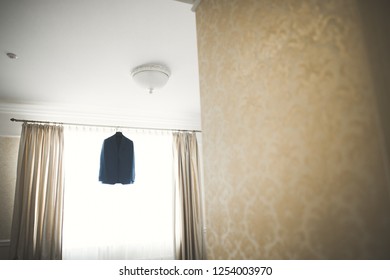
[9,123,65,259]
[173,132,204,260]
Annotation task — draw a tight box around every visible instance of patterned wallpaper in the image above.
[357,0,390,179]
[196,0,390,259]
[0,137,19,240]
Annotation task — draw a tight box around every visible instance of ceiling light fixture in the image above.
[131,64,170,94]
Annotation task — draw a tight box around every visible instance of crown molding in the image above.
[0,102,201,136]
[191,0,202,11]
[172,0,202,12]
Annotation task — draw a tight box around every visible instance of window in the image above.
[62,127,174,259]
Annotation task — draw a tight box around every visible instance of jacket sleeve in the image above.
[131,142,135,183]
[99,141,105,182]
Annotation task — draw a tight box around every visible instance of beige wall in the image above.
[0,136,19,259]
[357,0,390,175]
[196,0,390,259]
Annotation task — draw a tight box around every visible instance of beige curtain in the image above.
[9,123,65,260]
[173,132,204,260]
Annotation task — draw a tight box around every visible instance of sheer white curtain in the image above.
[62,126,174,260]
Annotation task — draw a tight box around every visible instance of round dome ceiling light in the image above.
[131,64,170,94]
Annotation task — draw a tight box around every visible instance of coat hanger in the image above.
[115,127,123,135]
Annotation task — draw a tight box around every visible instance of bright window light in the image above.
[62,127,174,259]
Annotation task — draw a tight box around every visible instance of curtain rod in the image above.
[10,118,202,133]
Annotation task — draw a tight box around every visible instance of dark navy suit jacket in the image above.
[99,132,135,184]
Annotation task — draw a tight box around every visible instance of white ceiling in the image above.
[0,0,201,136]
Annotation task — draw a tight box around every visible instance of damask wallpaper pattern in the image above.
[196,0,390,259]
[0,137,19,239]
[0,137,19,259]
